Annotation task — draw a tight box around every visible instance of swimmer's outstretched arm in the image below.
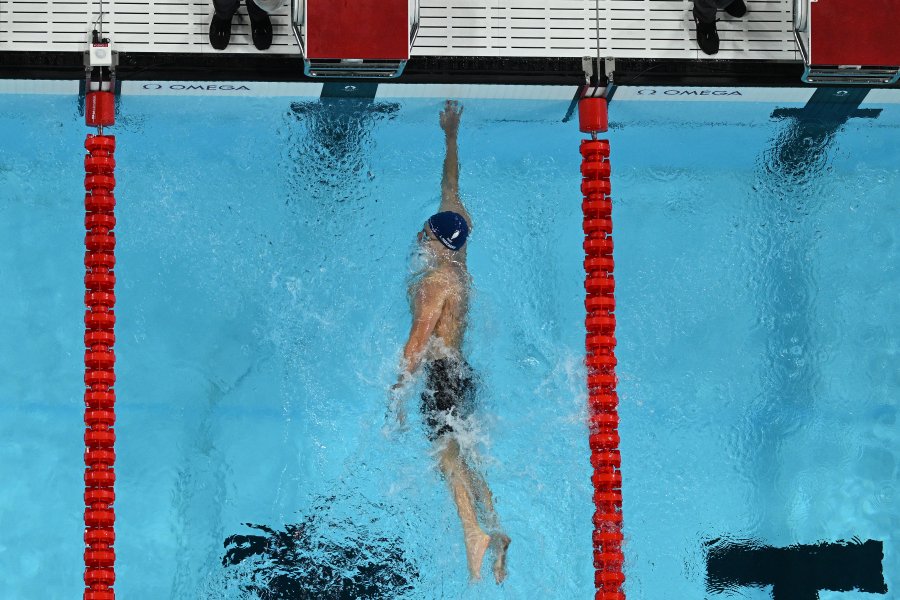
[439,100,472,230]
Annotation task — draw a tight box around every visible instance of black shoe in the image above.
[209,12,233,50]
[246,0,273,51]
[694,14,719,55]
[725,0,747,18]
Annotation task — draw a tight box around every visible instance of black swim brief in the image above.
[420,357,477,440]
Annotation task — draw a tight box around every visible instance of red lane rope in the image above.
[579,97,625,600]
[83,130,117,600]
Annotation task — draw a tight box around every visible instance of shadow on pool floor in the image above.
[223,494,419,599]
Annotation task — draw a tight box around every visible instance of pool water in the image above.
[0,86,896,599]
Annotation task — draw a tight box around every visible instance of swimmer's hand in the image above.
[394,405,408,431]
[385,383,410,436]
[440,100,463,138]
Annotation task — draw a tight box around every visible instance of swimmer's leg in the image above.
[438,437,491,581]
[468,467,498,527]
[465,459,511,584]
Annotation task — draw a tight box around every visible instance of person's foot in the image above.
[693,10,720,55]
[209,12,233,50]
[725,0,747,18]
[491,533,511,584]
[465,530,491,581]
[246,0,273,51]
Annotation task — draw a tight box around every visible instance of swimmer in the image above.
[390,100,510,583]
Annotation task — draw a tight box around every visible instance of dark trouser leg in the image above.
[694,0,738,22]
[248,0,282,13]
[213,0,240,18]
[693,0,718,23]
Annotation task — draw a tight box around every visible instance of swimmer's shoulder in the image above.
[436,264,469,288]
[416,269,454,299]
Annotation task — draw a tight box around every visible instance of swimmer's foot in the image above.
[465,531,491,581]
[491,533,511,584]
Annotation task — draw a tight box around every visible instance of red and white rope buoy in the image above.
[83,87,117,600]
[579,96,625,600]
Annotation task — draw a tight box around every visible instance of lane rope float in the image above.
[579,96,625,600]
[83,25,117,600]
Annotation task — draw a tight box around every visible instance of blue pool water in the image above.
[0,86,897,599]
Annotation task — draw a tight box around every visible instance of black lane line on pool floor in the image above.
[706,538,887,599]
[321,82,378,100]
[771,87,881,139]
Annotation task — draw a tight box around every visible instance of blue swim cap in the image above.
[427,211,469,251]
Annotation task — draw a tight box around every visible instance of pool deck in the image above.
[1,0,798,61]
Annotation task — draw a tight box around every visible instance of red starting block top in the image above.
[307,0,410,60]
[811,0,900,66]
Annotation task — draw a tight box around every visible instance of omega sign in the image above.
[637,88,742,96]
[141,83,251,91]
